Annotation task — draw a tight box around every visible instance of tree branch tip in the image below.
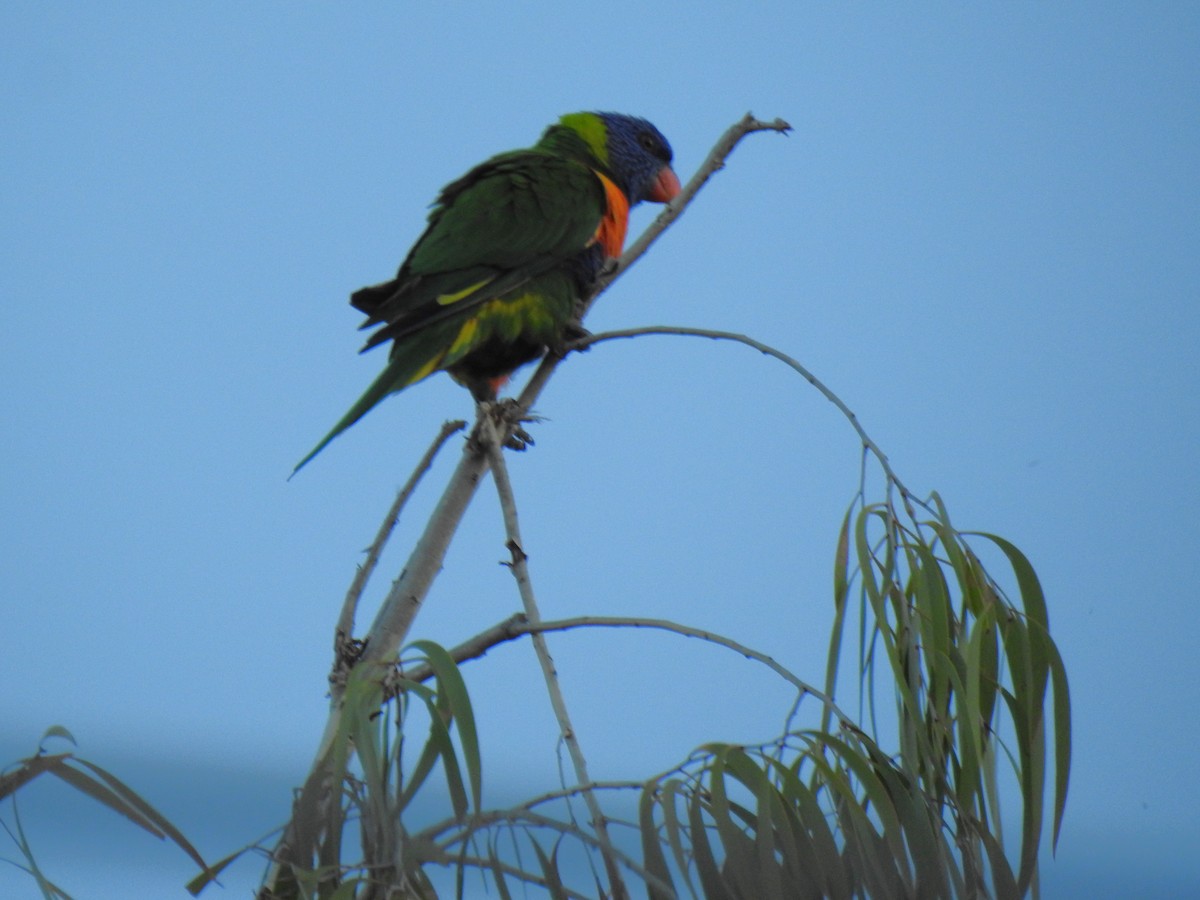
[744,113,793,134]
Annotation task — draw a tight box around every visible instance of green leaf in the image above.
[773,756,850,898]
[825,502,855,736]
[71,759,208,870]
[687,785,732,900]
[408,639,483,812]
[185,846,251,894]
[638,785,676,900]
[1044,637,1073,851]
[721,747,786,900]
[530,838,568,900]
[487,854,515,900]
[658,777,697,897]
[391,679,442,812]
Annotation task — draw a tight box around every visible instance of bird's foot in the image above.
[331,634,367,687]
[505,425,535,451]
[550,318,592,357]
[478,398,541,451]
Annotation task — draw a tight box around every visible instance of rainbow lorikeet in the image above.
[293,111,680,474]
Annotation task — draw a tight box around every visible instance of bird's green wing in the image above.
[352,150,605,348]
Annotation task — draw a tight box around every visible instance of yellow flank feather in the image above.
[407,352,446,386]
[492,293,554,342]
[447,317,480,357]
[436,279,492,306]
[439,292,557,365]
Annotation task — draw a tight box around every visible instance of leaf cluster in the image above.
[199,484,1069,900]
[1,727,207,900]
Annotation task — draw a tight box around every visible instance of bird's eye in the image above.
[638,133,657,152]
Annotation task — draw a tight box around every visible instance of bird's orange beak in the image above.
[647,165,681,203]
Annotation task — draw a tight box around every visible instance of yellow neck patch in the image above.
[558,113,610,167]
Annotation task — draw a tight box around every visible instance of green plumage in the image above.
[293,112,677,474]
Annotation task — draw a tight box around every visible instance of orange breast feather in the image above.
[591,171,631,259]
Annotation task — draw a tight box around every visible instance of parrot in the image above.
[292,111,680,474]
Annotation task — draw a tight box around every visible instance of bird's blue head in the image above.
[555,111,681,205]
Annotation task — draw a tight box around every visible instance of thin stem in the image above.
[478,414,629,900]
[425,805,668,897]
[404,613,856,730]
[333,419,465,671]
[593,113,792,298]
[571,324,931,524]
[356,417,490,668]
[431,854,594,900]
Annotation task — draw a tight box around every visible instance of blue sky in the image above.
[3,3,1198,897]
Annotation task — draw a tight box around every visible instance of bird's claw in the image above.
[550,318,592,357]
[563,316,590,340]
[331,635,367,687]
[505,426,535,451]
[477,398,541,451]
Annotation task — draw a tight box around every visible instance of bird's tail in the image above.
[290,354,434,477]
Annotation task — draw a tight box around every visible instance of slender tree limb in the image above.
[423,781,645,841]
[354,421,491,670]
[425,805,628,857]
[478,414,628,900]
[594,113,792,297]
[568,324,931,523]
[404,612,857,730]
[333,419,465,675]
[384,612,527,697]
[422,806,668,898]
[420,728,861,848]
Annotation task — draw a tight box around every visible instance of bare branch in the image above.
[419,803,671,898]
[333,419,465,671]
[402,612,857,730]
[356,419,489,668]
[478,414,628,900]
[569,324,930,523]
[428,853,595,900]
[594,113,792,298]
